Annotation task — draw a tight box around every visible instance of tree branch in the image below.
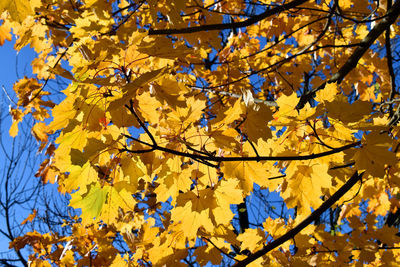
[232,171,364,266]
[296,0,400,110]
[123,102,361,163]
[148,0,308,35]
[122,136,360,162]
[202,237,238,261]
[385,0,397,118]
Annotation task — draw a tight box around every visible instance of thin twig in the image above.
[125,100,157,146]
[1,85,17,106]
[202,237,238,261]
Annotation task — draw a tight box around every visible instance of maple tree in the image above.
[2,0,400,265]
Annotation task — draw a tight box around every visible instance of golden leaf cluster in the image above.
[2,0,400,265]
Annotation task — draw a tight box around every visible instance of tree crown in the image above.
[2,0,400,265]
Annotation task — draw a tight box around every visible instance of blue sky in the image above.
[0,38,36,264]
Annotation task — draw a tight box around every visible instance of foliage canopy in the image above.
[2,0,400,265]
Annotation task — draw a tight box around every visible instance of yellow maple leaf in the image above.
[136,91,162,123]
[273,93,315,125]
[69,182,109,224]
[154,159,193,204]
[134,220,159,247]
[315,82,339,103]
[9,230,49,251]
[242,104,273,142]
[9,118,21,137]
[62,161,98,193]
[60,250,75,265]
[172,190,214,239]
[47,95,77,132]
[263,217,287,238]
[237,228,265,252]
[214,99,244,127]
[0,0,33,23]
[367,191,390,216]
[120,155,149,191]
[281,162,331,215]
[193,242,224,265]
[108,67,167,110]
[9,108,25,137]
[31,122,48,142]
[0,20,12,46]
[54,126,88,165]
[353,131,397,177]
[100,184,137,224]
[21,209,37,225]
[222,160,274,193]
[213,179,243,225]
[325,95,372,124]
[341,0,352,8]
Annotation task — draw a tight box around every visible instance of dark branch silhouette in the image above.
[123,100,361,162]
[232,171,364,266]
[296,0,400,110]
[148,0,308,35]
